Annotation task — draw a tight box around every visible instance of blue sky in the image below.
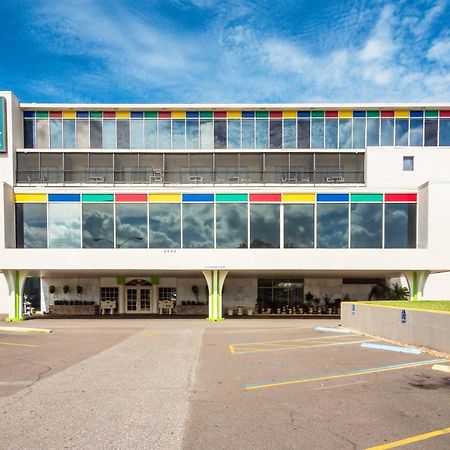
[0,0,449,103]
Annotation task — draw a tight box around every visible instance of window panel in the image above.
[182,203,214,248]
[283,119,296,149]
[50,119,62,148]
[325,119,338,149]
[395,119,408,146]
[116,203,147,248]
[63,119,76,148]
[338,119,352,149]
[311,119,324,149]
[103,119,116,149]
[242,119,255,148]
[130,119,144,149]
[41,153,63,182]
[256,119,268,149]
[64,153,88,182]
[200,119,213,149]
[76,120,89,149]
[403,156,414,171]
[82,203,114,248]
[297,119,311,148]
[250,204,280,248]
[284,204,314,248]
[144,119,157,148]
[227,120,241,149]
[317,203,348,248]
[410,118,423,146]
[439,119,450,146]
[216,203,248,248]
[424,119,438,146]
[90,120,102,148]
[48,203,81,248]
[158,119,171,149]
[172,119,185,149]
[24,120,35,148]
[149,203,181,248]
[353,119,366,148]
[380,119,394,146]
[117,120,130,149]
[351,203,382,248]
[214,120,227,149]
[367,118,379,146]
[186,119,199,149]
[36,120,49,148]
[16,203,47,248]
[385,203,416,248]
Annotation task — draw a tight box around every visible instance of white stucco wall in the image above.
[222,277,257,309]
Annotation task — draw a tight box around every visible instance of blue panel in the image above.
[297,111,310,118]
[182,193,214,202]
[76,111,89,119]
[0,98,5,152]
[24,111,35,118]
[410,110,423,118]
[242,111,255,118]
[186,111,199,118]
[353,111,366,118]
[48,194,81,202]
[317,193,349,202]
[131,111,143,118]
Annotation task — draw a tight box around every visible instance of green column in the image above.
[412,271,418,301]
[204,270,227,321]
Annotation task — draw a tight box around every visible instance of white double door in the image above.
[126,287,152,313]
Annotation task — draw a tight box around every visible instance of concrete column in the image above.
[202,270,228,321]
[404,271,430,301]
[4,270,28,321]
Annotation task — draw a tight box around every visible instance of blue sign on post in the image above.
[351,304,356,315]
[401,309,407,323]
[0,97,5,152]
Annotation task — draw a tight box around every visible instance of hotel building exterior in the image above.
[1,91,450,320]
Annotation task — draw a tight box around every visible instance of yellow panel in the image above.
[148,193,181,203]
[338,111,352,118]
[15,194,47,202]
[283,111,297,119]
[395,110,409,118]
[172,111,186,119]
[227,111,241,119]
[116,111,130,119]
[283,193,315,203]
[63,111,76,119]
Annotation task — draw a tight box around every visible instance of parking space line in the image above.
[361,343,421,355]
[432,364,450,373]
[245,358,448,391]
[0,341,38,348]
[365,425,450,449]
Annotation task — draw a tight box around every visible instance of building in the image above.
[1,91,450,321]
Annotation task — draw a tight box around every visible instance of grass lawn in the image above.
[357,301,450,312]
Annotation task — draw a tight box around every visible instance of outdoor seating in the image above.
[100,300,116,315]
[158,299,175,314]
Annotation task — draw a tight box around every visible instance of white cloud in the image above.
[427,38,450,64]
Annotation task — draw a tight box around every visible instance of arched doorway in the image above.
[125,279,152,313]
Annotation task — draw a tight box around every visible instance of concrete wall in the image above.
[342,302,450,355]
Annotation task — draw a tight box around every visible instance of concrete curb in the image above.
[432,364,450,373]
[0,326,52,334]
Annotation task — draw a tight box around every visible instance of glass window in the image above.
[403,156,414,171]
[367,118,379,146]
[186,119,199,149]
[64,153,88,183]
[256,119,268,149]
[325,119,338,149]
[82,203,114,248]
[90,120,102,148]
[338,119,352,149]
[63,119,76,148]
[16,153,39,182]
[216,203,248,248]
[227,120,241,149]
[317,203,348,248]
[172,119,185,149]
[239,153,263,183]
[103,119,116,149]
[36,120,49,148]
[284,204,314,248]
[16,203,47,248]
[76,120,89,148]
[158,119,171,149]
[200,119,213,149]
[350,203,382,248]
[49,119,62,148]
[149,203,181,248]
[182,203,214,248]
[270,120,282,149]
[297,119,310,148]
[48,203,81,248]
[439,119,450,146]
[283,119,296,149]
[410,118,423,146]
[116,203,147,248]
[214,120,227,149]
[424,119,438,146]
[117,120,130,149]
[24,120,35,148]
[144,119,157,148]
[353,119,366,148]
[311,119,324,149]
[340,153,365,183]
[130,119,144,149]
[381,119,394,146]
[41,153,63,182]
[250,204,280,248]
[385,203,416,248]
[242,119,254,148]
[395,119,408,146]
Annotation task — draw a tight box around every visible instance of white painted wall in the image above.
[222,277,257,309]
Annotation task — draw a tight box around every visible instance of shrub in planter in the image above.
[54,300,61,305]
[77,285,83,295]
[63,285,70,294]
[49,285,56,294]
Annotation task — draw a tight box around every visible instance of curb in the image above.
[0,326,52,334]
[432,364,450,373]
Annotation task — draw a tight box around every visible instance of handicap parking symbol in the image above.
[401,309,407,323]
[351,304,356,315]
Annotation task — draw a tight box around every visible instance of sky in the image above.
[0,0,449,103]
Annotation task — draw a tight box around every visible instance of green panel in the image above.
[350,193,383,202]
[151,275,160,285]
[90,111,102,118]
[144,111,157,118]
[36,111,48,119]
[216,193,248,202]
[200,111,213,118]
[311,111,324,118]
[0,97,5,152]
[82,193,114,202]
[367,111,380,118]
[256,111,269,118]
[117,277,126,285]
[425,110,438,118]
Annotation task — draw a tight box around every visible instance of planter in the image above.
[49,304,96,315]
[247,309,253,316]
[175,305,208,315]
[227,308,234,316]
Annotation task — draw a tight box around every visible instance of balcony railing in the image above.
[16,170,365,185]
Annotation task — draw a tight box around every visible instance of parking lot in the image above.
[0,318,449,449]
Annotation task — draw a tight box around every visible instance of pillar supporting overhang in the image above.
[202,270,228,321]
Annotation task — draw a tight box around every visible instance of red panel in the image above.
[158,111,171,118]
[385,193,417,202]
[381,110,394,118]
[249,193,281,202]
[49,111,62,118]
[115,194,147,202]
[214,111,227,118]
[440,110,450,118]
[325,111,338,118]
[269,111,282,118]
[103,111,116,118]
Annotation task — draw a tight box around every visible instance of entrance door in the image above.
[126,288,152,313]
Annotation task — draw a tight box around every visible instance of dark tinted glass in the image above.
[351,203,382,248]
[317,203,348,248]
[250,204,280,248]
[214,120,227,149]
[424,119,438,146]
[410,118,423,146]
[216,203,248,248]
[269,120,282,149]
[284,204,314,248]
[16,203,47,248]
[117,120,130,149]
[82,203,114,248]
[395,119,408,146]
[367,118,379,146]
[149,204,181,248]
[116,203,148,248]
[297,119,310,148]
[439,119,450,146]
[385,203,416,248]
[90,120,102,148]
[183,203,214,248]
[24,120,35,148]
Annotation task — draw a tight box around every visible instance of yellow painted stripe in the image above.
[365,426,450,450]
[148,193,181,203]
[283,193,315,203]
[172,111,186,119]
[394,110,409,118]
[227,111,241,119]
[116,111,130,119]
[353,302,450,315]
[338,111,352,118]
[15,194,47,202]
[228,345,236,354]
[62,111,76,119]
[0,341,38,348]
[283,111,297,119]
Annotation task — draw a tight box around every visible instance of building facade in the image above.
[1,91,450,320]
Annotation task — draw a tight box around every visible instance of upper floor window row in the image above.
[23,110,450,150]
